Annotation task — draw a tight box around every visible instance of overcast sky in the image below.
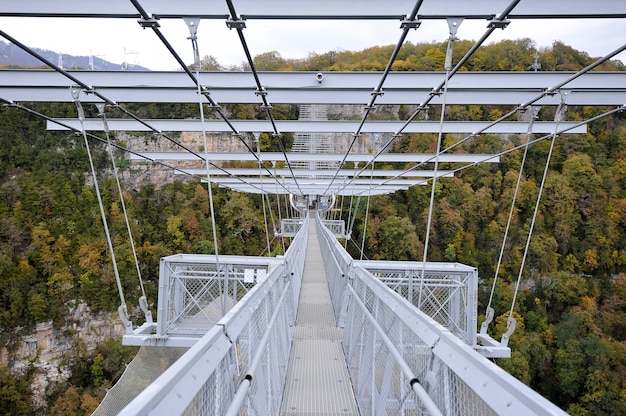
[0,16,624,70]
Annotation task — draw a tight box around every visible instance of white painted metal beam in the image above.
[47,119,587,134]
[3,70,625,105]
[175,168,454,177]
[2,0,624,19]
[130,152,499,164]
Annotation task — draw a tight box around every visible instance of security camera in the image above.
[316,72,324,83]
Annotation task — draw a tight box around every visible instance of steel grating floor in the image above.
[281,218,360,416]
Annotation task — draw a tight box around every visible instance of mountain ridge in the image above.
[0,39,148,70]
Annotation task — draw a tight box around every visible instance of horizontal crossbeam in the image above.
[130,152,499,164]
[2,0,624,19]
[47,119,587,134]
[175,168,454,178]
[3,70,625,105]
[217,183,409,195]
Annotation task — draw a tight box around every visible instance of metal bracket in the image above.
[95,103,106,116]
[447,17,464,39]
[371,88,384,97]
[400,19,421,30]
[488,19,511,29]
[479,306,494,334]
[137,15,160,29]
[184,17,200,38]
[500,316,516,348]
[139,295,154,324]
[255,87,268,97]
[226,19,246,30]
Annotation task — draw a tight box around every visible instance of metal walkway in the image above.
[281,217,359,415]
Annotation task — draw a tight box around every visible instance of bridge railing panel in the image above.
[120,216,309,415]
[316,217,567,416]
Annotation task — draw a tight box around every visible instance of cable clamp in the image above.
[429,89,442,97]
[226,19,246,30]
[138,15,160,29]
[371,88,384,97]
[400,19,421,30]
[272,133,282,139]
[255,87,268,97]
[260,104,273,110]
[487,19,510,29]
[543,87,557,96]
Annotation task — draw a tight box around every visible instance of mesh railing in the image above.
[156,255,281,337]
[316,216,567,416]
[119,216,309,416]
[356,263,477,345]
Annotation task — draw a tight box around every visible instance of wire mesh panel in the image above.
[321,219,346,238]
[156,255,281,337]
[318,217,567,416]
[278,218,304,237]
[119,217,309,415]
[359,264,477,346]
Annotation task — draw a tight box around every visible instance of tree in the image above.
[0,364,33,416]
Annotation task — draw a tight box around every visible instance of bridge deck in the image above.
[281,218,359,415]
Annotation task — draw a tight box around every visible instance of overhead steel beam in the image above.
[217,183,410,196]
[3,70,625,105]
[7,88,623,106]
[47,119,587,134]
[1,0,624,19]
[130,152,500,164]
[174,168,454,178]
[6,70,622,90]
[208,177,427,186]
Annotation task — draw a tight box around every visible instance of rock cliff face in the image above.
[1,303,125,406]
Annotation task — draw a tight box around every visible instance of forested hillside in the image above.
[1,39,625,414]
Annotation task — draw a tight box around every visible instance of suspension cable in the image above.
[255,134,272,257]
[0,99,221,185]
[224,0,304,195]
[333,0,522,196]
[480,105,537,334]
[365,41,626,196]
[502,94,568,346]
[0,29,270,195]
[321,0,424,196]
[417,19,460,309]
[72,89,133,335]
[360,161,376,260]
[98,104,153,324]
[127,1,293,195]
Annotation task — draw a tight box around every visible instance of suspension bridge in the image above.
[1,1,626,414]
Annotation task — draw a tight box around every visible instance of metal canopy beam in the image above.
[218,183,407,196]
[47,119,587,134]
[174,168,454,178]
[130,152,499,164]
[3,71,625,106]
[210,178,426,186]
[2,0,624,19]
